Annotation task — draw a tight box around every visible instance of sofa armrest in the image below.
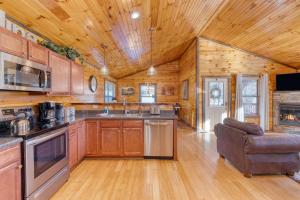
[245,134,300,154]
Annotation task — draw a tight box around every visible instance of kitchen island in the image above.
[66,111,178,169]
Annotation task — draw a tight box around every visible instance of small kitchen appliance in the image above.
[39,102,56,125]
[55,103,64,122]
[150,105,161,115]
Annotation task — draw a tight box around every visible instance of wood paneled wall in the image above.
[198,38,297,129]
[178,40,197,128]
[0,63,116,107]
[117,61,179,104]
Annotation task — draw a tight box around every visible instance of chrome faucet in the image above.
[123,97,129,114]
[104,106,109,115]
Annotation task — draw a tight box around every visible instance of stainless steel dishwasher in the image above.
[144,120,173,159]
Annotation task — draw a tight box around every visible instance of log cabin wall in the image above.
[178,40,197,128]
[117,61,180,104]
[197,37,297,130]
[0,64,116,108]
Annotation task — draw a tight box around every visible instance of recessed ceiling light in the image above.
[131,11,140,19]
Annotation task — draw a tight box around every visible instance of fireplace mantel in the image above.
[273,91,300,133]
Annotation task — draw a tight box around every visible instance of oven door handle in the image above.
[26,127,68,146]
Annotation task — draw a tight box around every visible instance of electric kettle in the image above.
[10,112,30,135]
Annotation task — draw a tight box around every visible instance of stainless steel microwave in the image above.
[0,52,51,92]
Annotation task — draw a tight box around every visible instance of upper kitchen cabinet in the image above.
[0,27,27,58]
[49,51,71,95]
[28,41,49,65]
[71,62,84,95]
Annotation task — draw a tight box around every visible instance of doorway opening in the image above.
[203,77,231,132]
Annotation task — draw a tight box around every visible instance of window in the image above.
[242,77,259,116]
[140,84,156,103]
[104,80,116,103]
[208,81,225,107]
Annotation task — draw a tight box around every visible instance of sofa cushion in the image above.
[245,134,300,154]
[223,118,264,136]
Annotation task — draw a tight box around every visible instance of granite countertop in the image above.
[0,137,23,150]
[65,110,177,124]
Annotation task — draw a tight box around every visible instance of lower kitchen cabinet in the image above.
[123,128,144,157]
[86,119,144,158]
[100,128,121,156]
[69,128,78,169]
[85,120,99,156]
[78,121,86,161]
[0,144,22,200]
[69,121,86,169]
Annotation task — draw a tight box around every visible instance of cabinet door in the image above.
[0,161,22,200]
[0,27,27,58]
[86,120,98,156]
[69,129,78,169]
[100,128,121,156]
[71,62,84,95]
[49,52,71,95]
[77,122,86,161]
[123,128,144,157]
[28,41,49,65]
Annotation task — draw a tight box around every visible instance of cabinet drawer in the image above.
[123,120,143,128]
[100,120,121,128]
[0,145,20,169]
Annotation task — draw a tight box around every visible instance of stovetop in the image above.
[0,121,69,140]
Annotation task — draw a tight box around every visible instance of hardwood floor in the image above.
[52,123,300,200]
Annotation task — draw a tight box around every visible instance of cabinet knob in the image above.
[17,165,23,169]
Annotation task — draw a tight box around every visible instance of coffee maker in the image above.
[55,103,64,122]
[39,102,56,124]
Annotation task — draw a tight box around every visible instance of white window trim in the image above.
[139,83,157,103]
[104,80,116,103]
[242,76,260,117]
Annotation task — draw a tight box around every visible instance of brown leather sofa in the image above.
[214,118,300,177]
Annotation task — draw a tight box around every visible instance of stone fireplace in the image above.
[273,91,300,180]
[273,91,300,133]
[279,104,300,126]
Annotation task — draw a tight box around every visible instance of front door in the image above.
[204,78,229,132]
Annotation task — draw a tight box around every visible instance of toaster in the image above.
[150,105,161,115]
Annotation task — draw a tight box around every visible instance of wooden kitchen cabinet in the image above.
[122,120,144,157]
[71,62,84,95]
[100,128,121,156]
[123,128,144,157]
[0,144,22,200]
[0,27,27,58]
[49,51,71,95]
[77,121,86,161]
[85,120,99,156]
[69,121,86,169]
[99,120,122,156]
[85,119,144,158]
[28,40,49,65]
[69,128,78,169]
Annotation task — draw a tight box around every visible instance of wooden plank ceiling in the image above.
[0,0,224,78]
[1,0,300,78]
[202,0,300,69]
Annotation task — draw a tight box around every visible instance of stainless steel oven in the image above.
[24,127,69,200]
[0,52,51,92]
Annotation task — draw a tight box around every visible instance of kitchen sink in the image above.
[96,113,142,118]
